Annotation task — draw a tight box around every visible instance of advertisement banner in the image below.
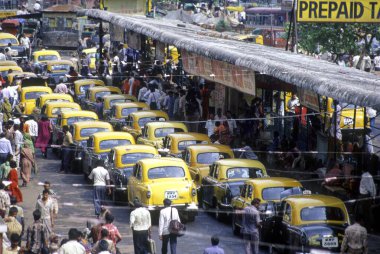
[181,50,255,95]
[110,23,124,42]
[155,41,166,62]
[299,88,320,112]
[297,0,380,23]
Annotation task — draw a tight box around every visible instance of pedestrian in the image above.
[96,240,111,254]
[214,108,226,121]
[35,115,52,158]
[205,113,215,137]
[89,159,111,217]
[20,142,34,187]
[58,228,85,254]
[38,181,59,218]
[146,87,161,110]
[2,98,12,123]
[24,116,38,143]
[8,161,22,203]
[54,77,68,94]
[366,107,377,129]
[184,89,202,132]
[80,52,89,76]
[159,198,180,254]
[35,190,55,238]
[60,125,73,174]
[0,182,10,218]
[95,97,104,119]
[91,229,116,254]
[200,84,211,120]
[34,0,42,12]
[101,213,122,247]
[218,121,232,146]
[0,153,12,180]
[203,235,224,254]
[341,214,368,254]
[4,233,20,254]
[26,210,48,254]
[137,82,147,102]
[0,48,5,61]
[130,199,151,254]
[241,198,261,254]
[20,34,30,58]
[13,124,23,167]
[0,133,13,164]
[5,207,22,239]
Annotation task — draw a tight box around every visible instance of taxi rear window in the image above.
[262,187,294,200]
[197,152,231,164]
[25,91,48,100]
[67,117,96,125]
[80,128,109,137]
[121,107,139,117]
[226,167,264,179]
[122,153,155,164]
[178,140,207,150]
[154,128,185,138]
[38,55,58,61]
[148,166,185,179]
[99,139,131,150]
[301,206,345,221]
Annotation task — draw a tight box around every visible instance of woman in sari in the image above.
[8,161,23,202]
[20,142,34,187]
[35,115,52,158]
[1,98,12,123]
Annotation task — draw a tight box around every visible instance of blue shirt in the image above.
[203,245,225,254]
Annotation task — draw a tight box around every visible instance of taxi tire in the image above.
[215,205,223,221]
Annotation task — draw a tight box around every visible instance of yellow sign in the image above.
[297,0,380,22]
[0,11,17,19]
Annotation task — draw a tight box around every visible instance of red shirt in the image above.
[101,223,121,245]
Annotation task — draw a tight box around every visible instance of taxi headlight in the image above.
[191,188,196,196]
[146,191,151,199]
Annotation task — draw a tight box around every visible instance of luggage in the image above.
[148,238,156,254]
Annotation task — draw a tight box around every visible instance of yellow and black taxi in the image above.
[102,94,137,116]
[122,110,169,139]
[231,177,302,235]
[20,86,53,115]
[137,121,188,149]
[35,93,74,114]
[82,132,135,178]
[183,144,234,188]
[71,121,113,172]
[82,86,121,111]
[0,32,27,60]
[42,60,75,84]
[107,145,159,203]
[264,194,349,253]
[108,102,149,125]
[159,132,211,157]
[72,79,105,102]
[0,65,22,77]
[202,159,268,220]
[127,157,198,221]
[41,101,81,124]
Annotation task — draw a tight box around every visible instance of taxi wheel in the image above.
[213,199,223,221]
[232,212,240,236]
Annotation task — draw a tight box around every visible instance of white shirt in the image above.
[287,97,300,113]
[205,119,215,137]
[374,56,380,68]
[14,130,23,150]
[58,240,85,254]
[25,119,38,137]
[365,134,374,154]
[0,137,13,154]
[20,37,30,48]
[54,83,68,94]
[138,87,147,101]
[130,207,151,231]
[89,166,110,186]
[214,115,226,121]
[227,119,237,135]
[366,107,377,118]
[1,87,10,99]
[146,90,161,110]
[359,172,376,197]
[33,3,41,11]
[0,53,5,61]
[159,206,180,236]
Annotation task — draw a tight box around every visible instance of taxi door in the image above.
[202,164,218,207]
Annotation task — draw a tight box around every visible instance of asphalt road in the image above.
[20,150,380,254]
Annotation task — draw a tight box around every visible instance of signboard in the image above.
[155,41,166,62]
[297,0,380,23]
[110,24,124,42]
[181,50,255,95]
[126,31,141,50]
[299,88,320,112]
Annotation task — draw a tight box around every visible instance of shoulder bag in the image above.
[168,207,185,237]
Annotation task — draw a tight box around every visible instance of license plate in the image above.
[165,191,178,200]
[322,237,338,248]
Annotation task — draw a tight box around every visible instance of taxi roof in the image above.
[72,121,113,129]
[22,86,52,92]
[91,131,134,140]
[215,159,264,168]
[113,144,158,154]
[89,86,121,92]
[244,177,302,188]
[33,50,60,56]
[284,194,345,208]
[130,110,169,118]
[0,33,17,39]
[60,110,98,118]
[167,132,210,140]
[44,101,80,108]
[0,66,22,72]
[145,121,187,128]
[9,72,37,78]
[187,144,233,153]
[103,94,136,101]
[83,47,96,54]
[74,79,104,85]
[0,61,17,66]
[45,60,74,65]
[39,93,73,100]
[113,102,148,108]
[138,157,185,167]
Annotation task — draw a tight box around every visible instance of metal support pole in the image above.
[333,100,337,161]
[99,20,104,66]
[353,106,357,142]
[293,0,298,53]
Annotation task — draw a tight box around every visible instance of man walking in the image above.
[88,160,111,218]
[26,210,48,254]
[0,133,13,164]
[130,199,151,254]
[159,198,180,254]
[0,182,10,217]
[203,235,225,254]
[341,214,367,254]
[241,198,261,254]
[24,116,38,143]
[60,125,73,173]
[35,190,55,239]
[58,228,85,254]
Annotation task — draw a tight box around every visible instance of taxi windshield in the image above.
[25,91,48,100]
[262,187,295,200]
[79,84,96,94]
[0,38,18,45]
[121,107,139,117]
[51,107,79,115]
[67,117,96,125]
[197,152,232,164]
[80,128,109,137]
[138,117,165,127]
[178,140,207,150]
[45,99,70,103]
[226,167,264,179]
[99,139,131,150]
[51,64,71,72]
[95,91,111,99]
[300,206,345,221]
[121,153,155,164]
[38,55,58,61]
[110,99,125,107]
[148,166,185,179]
[154,128,184,138]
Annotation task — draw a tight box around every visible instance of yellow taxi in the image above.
[137,122,188,149]
[0,60,17,66]
[41,102,81,124]
[183,144,234,187]
[0,65,22,77]
[82,86,121,111]
[8,72,37,87]
[107,145,159,203]
[82,132,135,177]
[231,177,302,235]
[35,93,74,112]
[32,49,61,65]
[20,86,53,115]
[108,102,149,123]
[127,157,198,221]
[122,110,169,139]
[71,121,114,172]
[103,94,137,116]
[202,159,268,220]
[0,33,19,46]
[44,60,75,84]
[0,33,27,59]
[160,132,211,157]
[82,47,96,72]
[264,194,349,253]
[72,79,105,102]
